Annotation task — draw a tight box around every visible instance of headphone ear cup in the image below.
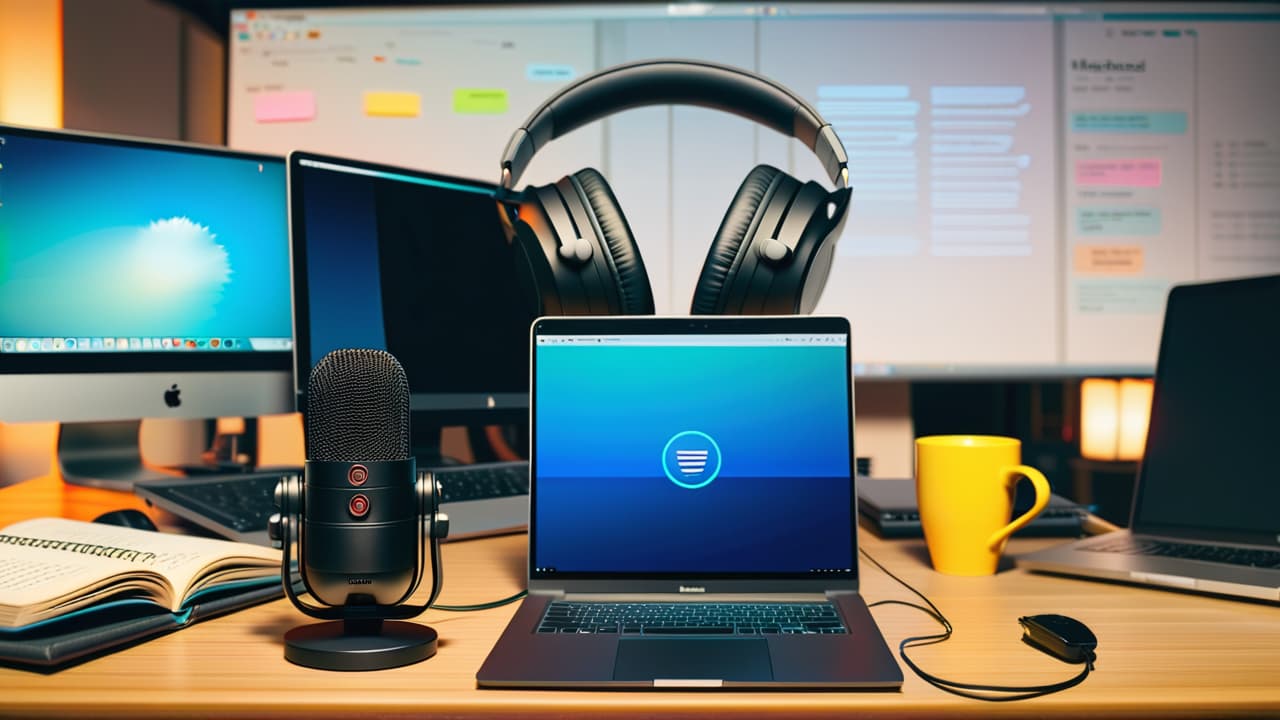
[572,168,655,315]
[691,164,782,315]
[507,184,575,316]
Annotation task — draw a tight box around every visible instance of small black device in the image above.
[92,509,158,532]
[1019,614,1098,664]
[268,348,450,671]
[499,59,851,316]
[858,478,1085,539]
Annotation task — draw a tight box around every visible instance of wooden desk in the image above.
[1,475,1277,719]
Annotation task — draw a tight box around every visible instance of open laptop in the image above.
[1017,274,1280,603]
[477,316,902,689]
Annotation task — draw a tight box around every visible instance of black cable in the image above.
[433,590,528,612]
[860,547,1094,702]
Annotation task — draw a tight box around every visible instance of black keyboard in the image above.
[1086,537,1280,569]
[145,471,283,535]
[434,461,529,503]
[138,462,530,539]
[536,601,847,636]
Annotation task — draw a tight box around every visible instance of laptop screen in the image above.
[288,152,532,421]
[530,317,856,580]
[1132,275,1280,546]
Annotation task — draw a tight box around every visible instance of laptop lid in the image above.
[287,151,531,425]
[1129,274,1280,548]
[529,316,857,595]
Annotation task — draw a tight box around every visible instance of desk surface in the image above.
[0,475,1276,719]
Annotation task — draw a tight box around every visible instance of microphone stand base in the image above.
[284,619,438,671]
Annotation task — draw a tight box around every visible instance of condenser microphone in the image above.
[303,348,417,606]
[270,348,449,671]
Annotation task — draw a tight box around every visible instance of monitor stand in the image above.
[56,420,189,491]
[54,417,235,489]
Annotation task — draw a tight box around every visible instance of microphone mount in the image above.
[268,469,450,670]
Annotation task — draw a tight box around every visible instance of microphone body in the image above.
[302,458,417,606]
[301,348,420,607]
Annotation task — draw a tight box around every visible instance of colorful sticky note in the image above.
[1075,159,1162,187]
[526,64,576,82]
[364,91,421,118]
[1074,245,1145,275]
[1076,207,1161,236]
[453,88,509,115]
[253,90,316,123]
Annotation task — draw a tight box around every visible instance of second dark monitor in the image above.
[288,153,532,427]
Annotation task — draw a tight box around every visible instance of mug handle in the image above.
[985,465,1051,551]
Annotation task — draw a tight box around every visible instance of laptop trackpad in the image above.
[613,638,773,683]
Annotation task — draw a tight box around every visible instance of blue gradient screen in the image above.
[0,131,291,349]
[533,335,855,576]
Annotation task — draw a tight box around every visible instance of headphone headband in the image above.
[499,59,848,190]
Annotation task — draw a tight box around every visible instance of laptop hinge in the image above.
[655,679,724,688]
[563,592,829,602]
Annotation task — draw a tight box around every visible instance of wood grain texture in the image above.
[0,475,1277,718]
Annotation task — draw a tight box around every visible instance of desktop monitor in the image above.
[228,1,1280,379]
[0,125,294,488]
[287,152,533,459]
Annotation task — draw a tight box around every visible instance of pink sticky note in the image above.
[1075,158,1162,187]
[254,91,316,123]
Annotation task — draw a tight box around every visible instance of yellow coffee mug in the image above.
[915,435,1050,576]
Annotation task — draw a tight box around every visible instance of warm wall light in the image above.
[1080,378,1154,461]
[0,0,62,486]
[0,0,63,128]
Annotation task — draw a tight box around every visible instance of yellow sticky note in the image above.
[1074,245,1144,275]
[453,88,509,114]
[363,91,421,118]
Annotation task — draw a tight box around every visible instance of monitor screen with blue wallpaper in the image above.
[531,319,856,578]
[0,125,293,428]
[0,126,291,358]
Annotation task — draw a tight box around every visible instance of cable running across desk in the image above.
[434,590,527,612]
[859,547,1095,702]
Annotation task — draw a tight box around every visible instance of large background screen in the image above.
[229,3,1280,377]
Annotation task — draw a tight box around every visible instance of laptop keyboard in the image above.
[1086,537,1280,569]
[156,472,282,534]
[434,461,529,503]
[145,461,529,536]
[536,601,847,636]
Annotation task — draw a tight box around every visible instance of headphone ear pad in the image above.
[691,164,781,315]
[573,168,654,315]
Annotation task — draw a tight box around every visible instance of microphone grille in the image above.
[305,348,410,462]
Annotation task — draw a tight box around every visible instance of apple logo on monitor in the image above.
[164,384,182,408]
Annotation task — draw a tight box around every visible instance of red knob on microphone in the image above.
[349,494,370,518]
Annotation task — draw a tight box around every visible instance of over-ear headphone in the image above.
[499,59,851,316]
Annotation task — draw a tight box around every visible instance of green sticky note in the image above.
[453,89,509,115]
